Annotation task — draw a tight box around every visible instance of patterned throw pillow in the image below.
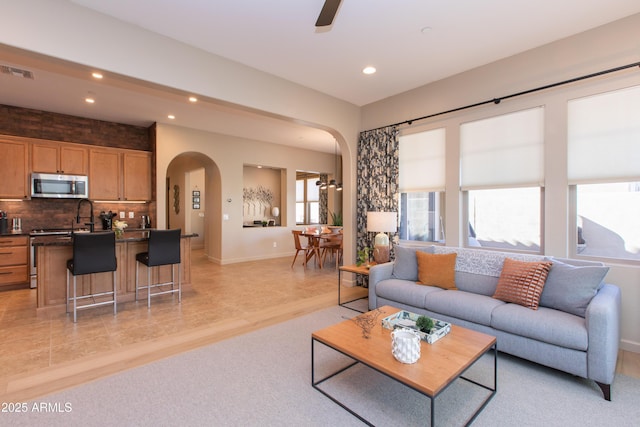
[493,258,552,309]
[416,252,457,290]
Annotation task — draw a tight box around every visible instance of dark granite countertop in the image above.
[32,230,197,246]
[0,232,30,237]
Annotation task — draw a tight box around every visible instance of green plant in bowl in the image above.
[330,211,343,226]
[416,315,435,333]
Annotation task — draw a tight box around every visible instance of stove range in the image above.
[29,229,74,236]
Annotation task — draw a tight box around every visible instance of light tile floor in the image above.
[0,249,346,381]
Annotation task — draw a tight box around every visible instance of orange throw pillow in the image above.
[493,258,552,309]
[416,252,457,290]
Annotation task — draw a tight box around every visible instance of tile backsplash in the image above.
[0,199,154,231]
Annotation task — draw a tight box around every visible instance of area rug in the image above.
[6,306,639,426]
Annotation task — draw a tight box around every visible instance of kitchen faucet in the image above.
[76,198,95,232]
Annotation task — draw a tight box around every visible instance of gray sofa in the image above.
[368,245,621,400]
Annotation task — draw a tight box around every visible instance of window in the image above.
[399,192,444,242]
[468,187,541,251]
[460,107,544,251]
[568,85,640,260]
[398,128,445,243]
[575,182,640,260]
[296,174,320,224]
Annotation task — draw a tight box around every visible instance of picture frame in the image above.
[192,190,200,197]
[193,203,200,210]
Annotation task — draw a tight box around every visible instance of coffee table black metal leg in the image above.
[312,337,497,426]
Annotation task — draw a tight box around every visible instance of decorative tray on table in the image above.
[382,310,451,344]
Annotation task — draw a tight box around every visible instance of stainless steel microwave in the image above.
[31,173,89,199]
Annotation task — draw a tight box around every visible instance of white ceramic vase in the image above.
[391,328,421,364]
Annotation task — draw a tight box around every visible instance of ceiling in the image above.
[2,0,640,153]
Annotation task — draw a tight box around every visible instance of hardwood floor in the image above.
[0,249,637,402]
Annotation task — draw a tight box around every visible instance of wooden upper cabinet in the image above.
[123,151,152,201]
[89,149,151,201]
[32,142,88,175]
[89,149,121,200]
[0,139,29,199]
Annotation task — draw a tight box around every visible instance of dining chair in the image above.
[66,231,117,323]
[320,231,343,268]
[291,230,313,269]
[135,229,182,308]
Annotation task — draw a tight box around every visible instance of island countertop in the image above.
[32,230,198,246]
[34,231,195,312]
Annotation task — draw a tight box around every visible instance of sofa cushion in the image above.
[491,303,588,351]
[493,258,552,309]
[539,260,609,317]
[376,279,443,309]
[416,252,457,290]
[455,272,500,296]
[425,290,504,326]
[391,245,434,281]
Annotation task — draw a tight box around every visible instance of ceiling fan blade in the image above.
[315,0,342,27]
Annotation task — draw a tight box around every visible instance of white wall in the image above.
[361,13,640,352]
[156,124,338,264]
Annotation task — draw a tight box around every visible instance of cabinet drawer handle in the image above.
[0,271,12,275]
[0,252,13,255]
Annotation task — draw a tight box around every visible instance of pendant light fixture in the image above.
[316,140,342,191]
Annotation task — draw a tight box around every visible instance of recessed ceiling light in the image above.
[257,165,263,169]
[85,92,95,103]
[188,96,198,103]
[92,72,103,79]
[168,114,175,120]
[362,66,377,75]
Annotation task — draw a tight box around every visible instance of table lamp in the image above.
[367,211,397,264]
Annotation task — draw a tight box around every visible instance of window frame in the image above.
[296,174,320,225]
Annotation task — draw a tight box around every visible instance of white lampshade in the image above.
[367,212,398,233]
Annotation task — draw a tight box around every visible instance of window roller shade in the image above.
[460,107,544,190]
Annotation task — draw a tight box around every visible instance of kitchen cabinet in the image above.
[0,236,29,288]
[31,141,88,175]
[89,148,151,201]
[0,138,29,199]
[123,151,152,201]
[89,149,121,200]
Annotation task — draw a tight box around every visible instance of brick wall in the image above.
[0,104,152,151]
[0,104,157,231]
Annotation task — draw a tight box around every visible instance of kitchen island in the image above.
[33,231,196,312]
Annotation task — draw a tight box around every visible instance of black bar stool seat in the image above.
[66,231,117,322]
[135,229,182,308]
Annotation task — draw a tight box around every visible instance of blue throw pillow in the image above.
[391,245,434,281]
[539,260,609,317]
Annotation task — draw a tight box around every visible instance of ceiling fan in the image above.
[316,0,342,27]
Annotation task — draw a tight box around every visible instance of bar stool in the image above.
[66,231,117,323]
[135,229,182,308]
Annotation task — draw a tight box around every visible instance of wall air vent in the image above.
[0,65,34,79]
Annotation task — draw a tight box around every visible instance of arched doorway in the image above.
[166,152,221,261]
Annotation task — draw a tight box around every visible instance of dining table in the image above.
[301,230,335,268]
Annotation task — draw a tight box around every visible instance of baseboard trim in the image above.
[620,339,640,354]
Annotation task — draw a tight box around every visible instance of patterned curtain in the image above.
[357,126,400,273]
[319,173,328,224]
